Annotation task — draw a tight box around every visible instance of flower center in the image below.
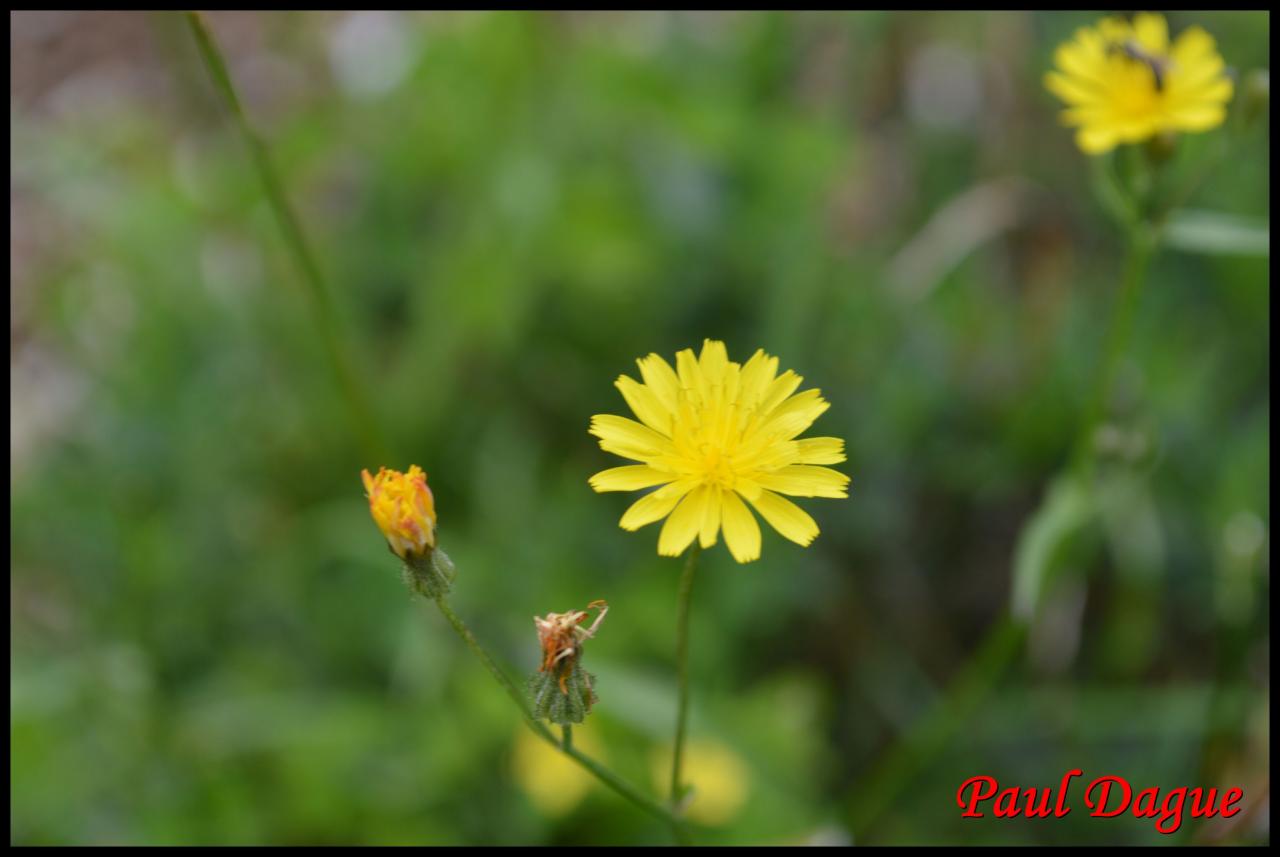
[699,445,737,489]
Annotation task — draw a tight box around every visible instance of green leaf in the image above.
[1011,475,1096,622]
[1164,209,1270,257]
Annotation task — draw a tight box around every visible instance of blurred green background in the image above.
[9,10,1269,845]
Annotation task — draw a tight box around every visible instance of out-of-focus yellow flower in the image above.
[511,724,606,817]
[650,739,751,826]
[589,339,849,563]
[361,465,437,560]
[1045,13,1233,154]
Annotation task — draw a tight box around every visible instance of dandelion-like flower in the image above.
[362,465,437,560]
[1045,13,1233,154]
[588,339,849,563]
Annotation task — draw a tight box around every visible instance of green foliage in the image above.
[1163,210,1270,257]
[1011,474,1096,623]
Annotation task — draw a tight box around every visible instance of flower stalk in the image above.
[669,543,701,809]
[1070,224,1156,480]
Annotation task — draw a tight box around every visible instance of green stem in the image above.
[432,594,542,731]
[428,592,687,838]
[183,11,388,464]
[1069,225,1156,479]
[561,724,572,752]
[670,544,701,808]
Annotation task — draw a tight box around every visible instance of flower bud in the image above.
[528,601,608,725]
[362,465,452,598]
[362,465,437,560]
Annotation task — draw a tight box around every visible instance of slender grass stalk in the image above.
[429,592,688,838]
[669,543,702,808]
[184,11,388,464]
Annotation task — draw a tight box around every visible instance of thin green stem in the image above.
[432,595,546,734]
[183,11,388,464]
[1069,226,1156,480]
[428,592,687,838]
[669,543,701,808]
[561,724,572,752]
[1091,151,1140,230]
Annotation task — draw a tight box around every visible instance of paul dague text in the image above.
[956,770,1244,834]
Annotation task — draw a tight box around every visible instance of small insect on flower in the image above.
[589,339,849,563]
[1108,38,1174,91]
[361,465,437,561]
[530,600,608,725]
[1044,13,1233,155]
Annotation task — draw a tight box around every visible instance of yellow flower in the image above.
[1045,13,1233,154]
[650,739,751,826]
[361,465,437,560]
[588,339,849,563]
[511,724,606,817]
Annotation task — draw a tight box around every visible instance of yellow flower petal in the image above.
[736,348,778,410]
[698,486,722,549]
[675,347,705,405]
[589,414,672,460]
[589,465,675,493]
[748,489,820,547]
[658,485,711,557]
[1171,26,1217,65]
[1166,103,1228,132]
[755,465,850,498]
[721,490,761,563]
[795,437,846,465]
[1045,70,1105,106]
[1132,12,1168,55]
[758,389,830,440]
[637,353,681,413]
[698,338,730,385]
[620,480,696,530]
[757,370,803,415]
[615,375,673,435]
[1077,125,1118,154]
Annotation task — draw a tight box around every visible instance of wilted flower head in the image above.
[589,339,849,563]
[530,600,608,725]
[362,465,437,560]
[1045,13,1233,154]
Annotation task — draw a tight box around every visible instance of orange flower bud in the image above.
[361,465,437,560]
